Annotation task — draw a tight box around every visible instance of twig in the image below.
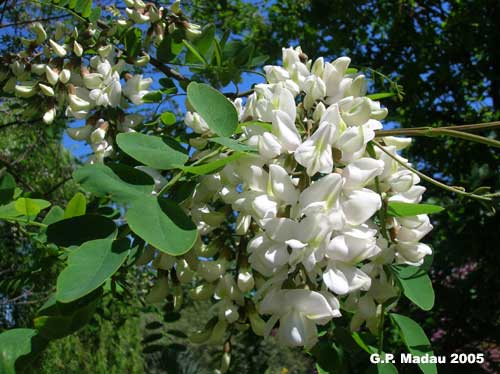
[372,140,492,202]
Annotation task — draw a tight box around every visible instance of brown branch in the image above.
[0,14,71,28]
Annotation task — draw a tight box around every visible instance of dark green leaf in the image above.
[42,206,65,225]
[386,202,444,217]
[124,27,142,57]
[117,133,188,170]
[0,172,16,204]
[126,196,197,256]
[56,238,130,303]
[74,163,154,203]
[391,313,437,374]
[47,214,117,247]
[142,91,162,103]
[392,265,435,311]
[186,82,238,136]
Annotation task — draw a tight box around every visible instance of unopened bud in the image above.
[59,69,71,84]
[39,83,54,96]
[43,107,56,124]
[45,65,59,85]
[73,41,83,57]
[145,275,169,303]
[49,39,67,57]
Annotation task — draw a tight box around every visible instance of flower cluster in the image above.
[176,47,433,348]
[0,21,152,163]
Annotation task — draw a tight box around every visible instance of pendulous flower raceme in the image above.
[173,46,434,348]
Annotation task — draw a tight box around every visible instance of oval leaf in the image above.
[47,214,117,247]
[187,82,238,136]
[56,238,130,303]
[126,196,197,256]
[14,198,51,217]
[64,192,86,218]
[0,172,16,204]
[116,133,188,170]
[387,202,444,217]
[74,163,154,203]
[392,265,435,311]
[0,328,38,374]
[391,313,437,374]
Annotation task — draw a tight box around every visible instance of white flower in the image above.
[185,111,210,134]
[322,262,372,295]
[123,74,152,105]
[260,289,339,348]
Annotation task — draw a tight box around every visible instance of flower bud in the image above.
[39,83,54,96]
[176,259,195,283]
[98,45,113,58]
[185,23,202,41]
[31,63,46,75]
[237,270,254,293]
[124,0,135,7]
[73,41,83,57]
[43,108,56,124]
[220,352,231,373]
[45,65,59,85]
[59,69,71,84]
[134,53,150,67]
[30,22,47,44]
[49,39,67,57]
[15,84,38,98]
[197,260,226,282]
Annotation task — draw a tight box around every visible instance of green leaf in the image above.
[126,196,197,256]
[386,202,444,217]
[391,313,437,374]
[187,82,238,136]
[116,132,188,170]
[124,27,142,57]
[160,112,176,126]
[376,361,398,374]
[0,202,23,220]
[56,238,130,303]
[47,214,117,247]
[74,163,154,203]
[180,152,245,175]
[34,293,99,339]
[142,91,162,103]
[182,39,207,65]
[367,92,395,100]
[14,198,51,218]
[0,172,16,204]
[208,137,257,153]
[42,206,65,225]
[392,265,435,311]
[0,328,38,374]
[64,192,86,218]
